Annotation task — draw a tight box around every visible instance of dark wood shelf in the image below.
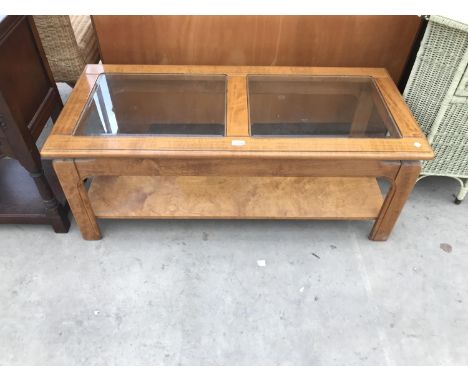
[0,159,67,224]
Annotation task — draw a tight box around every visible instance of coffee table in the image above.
[41,65,433,240]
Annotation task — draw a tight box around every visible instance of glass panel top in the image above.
[248,75,400,138]
[74,74,226,136]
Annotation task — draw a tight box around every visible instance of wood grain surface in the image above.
[41,65,433,161]
[88,176,384,220]
[42,63,430,241]
[92,16,421,83]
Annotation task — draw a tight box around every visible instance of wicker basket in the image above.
[404,15,468,203]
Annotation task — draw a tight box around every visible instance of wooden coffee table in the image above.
[41,65,433,240]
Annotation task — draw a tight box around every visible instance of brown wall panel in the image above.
[92,16,421,83]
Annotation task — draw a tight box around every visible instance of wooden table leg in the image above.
[30,168,70,233]
[369,160,421,241]
[53,160,102,240]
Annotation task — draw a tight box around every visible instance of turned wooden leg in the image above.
[370,161,421,241]
[29,169,70,233]
[53,160,102,240]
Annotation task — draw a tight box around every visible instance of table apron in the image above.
[71,157,403,180]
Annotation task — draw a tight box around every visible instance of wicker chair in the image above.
[404,15,468,203]
[33,15,100,85]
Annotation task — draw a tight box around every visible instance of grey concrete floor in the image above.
[1,85,468,365]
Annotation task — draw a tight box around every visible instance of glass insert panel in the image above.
[248,75,400,138]
[74,74,226,136]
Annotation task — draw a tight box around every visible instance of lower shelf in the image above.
[88,176,384,220]
[0,158,66,223]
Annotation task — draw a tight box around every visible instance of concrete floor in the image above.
[1,85,468,365]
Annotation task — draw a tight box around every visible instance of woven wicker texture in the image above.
[404,16,468,201]
[33,16,100,83]
[404,17,468,134]
[423,103,468,176]
[70,16,99,65]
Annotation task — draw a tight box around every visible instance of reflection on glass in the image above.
[74,74,226,136]
[248,75,400,138]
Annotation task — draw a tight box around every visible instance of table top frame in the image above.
[41,64,433,161]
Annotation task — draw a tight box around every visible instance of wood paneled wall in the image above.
[92,16,422,84]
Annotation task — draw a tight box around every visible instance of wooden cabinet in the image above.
[0,15,69,232]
